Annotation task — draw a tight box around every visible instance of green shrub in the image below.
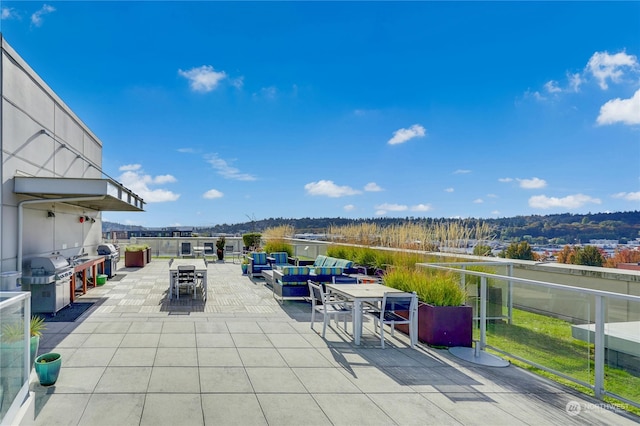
[263,241,293,257]
[242,233,262,250]
[125,244,149,252]
[383,267,466,306]
[391,251,428,270]
[355,247,378,269]
[327,245,350,259]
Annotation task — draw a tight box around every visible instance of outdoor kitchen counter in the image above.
[71,255,106,302]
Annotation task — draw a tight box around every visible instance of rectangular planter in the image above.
[396,303,472,348]
[125,250,146,268]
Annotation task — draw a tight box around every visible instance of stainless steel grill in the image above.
[21,254,73,314]
[97,244,119,278]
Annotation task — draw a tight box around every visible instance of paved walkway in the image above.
[24,259,638,425]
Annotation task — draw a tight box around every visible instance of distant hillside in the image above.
[103,211,640,244]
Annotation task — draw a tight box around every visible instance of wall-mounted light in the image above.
[84,216,90,222]
[90,218,96,223]
[79,216,85,223]
[47,211,55,218]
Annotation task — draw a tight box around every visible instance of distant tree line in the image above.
[104,210,640,243]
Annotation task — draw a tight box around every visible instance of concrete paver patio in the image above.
[23,259,639,425]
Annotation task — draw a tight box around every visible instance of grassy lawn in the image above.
[477,308,640,416]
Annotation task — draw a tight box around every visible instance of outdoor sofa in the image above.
[271,255,358,301]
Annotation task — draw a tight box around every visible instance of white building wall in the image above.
[1,36,104,272]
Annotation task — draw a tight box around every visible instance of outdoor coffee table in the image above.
[262,270,275,287]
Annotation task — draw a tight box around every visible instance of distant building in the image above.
[128,227,194,238]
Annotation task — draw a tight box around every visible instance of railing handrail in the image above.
[417,262,640,302]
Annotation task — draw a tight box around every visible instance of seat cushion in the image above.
[281,266,310,275]
[313,267,343,276]
[313,255,327,267]
[270,252,289,265]
[278,266,310,285]
[251,252,267,264]
[334,259,353,269]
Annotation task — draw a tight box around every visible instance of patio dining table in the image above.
[169,258,208,300]
[325,283,411,345]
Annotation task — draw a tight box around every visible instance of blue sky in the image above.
[2,1,639,228]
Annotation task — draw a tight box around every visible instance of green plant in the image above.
[263,241,293,257]
[1,316,46,343]
[355,247,378,269]
[383,267,466,306]
[30,315,46,337]
[242,233,262,250]
[125,244,149,252]
[215,236,226,250]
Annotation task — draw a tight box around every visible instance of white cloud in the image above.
[375,203,409,215]
[487,193,498,198]
[517,177,547,189]
[445,187,454,193]
[31,4,55,27]
[178,65,227,93]
[473,199,484,204]
[596,89,640,126]
[119,164,142,172]
[498,177,513,183]
[255,86,277,100]
[118,167,180,203]
[231,77,244,89]
[568,72,583,92]
[411,204,432,212]
[203,189,224,199]
[364,182,383,192]
[177,148,196,153]
[387,124,426,145]
[304,180,361,197]
[205,154,256,181]
[454,169,471,174]
[153,175,177,184]
[544,80,562,93]
[1,7,19,20]
[612,191,640,201]
[491,210,501,215]
[529,194,601,209]
[344,204,356,212]
[586,51,638,90]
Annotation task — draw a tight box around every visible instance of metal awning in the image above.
[14,176,145,212]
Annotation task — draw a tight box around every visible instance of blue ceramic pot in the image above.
[34,352,62,386]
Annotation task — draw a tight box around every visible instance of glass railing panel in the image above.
[0,292,29,423]
[483,281,595,389]
[603,297,640,409]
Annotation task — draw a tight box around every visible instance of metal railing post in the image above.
[594,295,605,399]
[480,276,487,349]
[508,263,513,325]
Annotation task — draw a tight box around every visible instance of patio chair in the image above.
[203,242,215,258]
[308,280,352,338]
[332,275,358,284]
[268,252,290,269]
[247,252,272,278]
[224,245,238,263]
[365,292,417,348]
[175,265,197,300]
